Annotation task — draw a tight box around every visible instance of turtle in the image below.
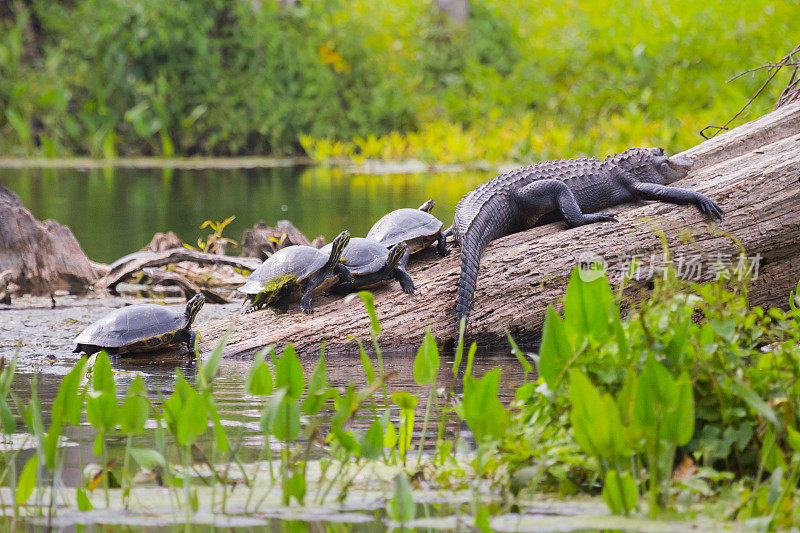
[366,199,448,256]
[320,237,415,294]
[73,293,205,355]
[238,230,353,314]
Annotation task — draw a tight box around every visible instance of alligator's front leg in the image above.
[629,182,723,220]
[515,179,617,228]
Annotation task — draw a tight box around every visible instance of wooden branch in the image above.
[141,268,229,304]
[96,248,263,291]
[196,102,800,358]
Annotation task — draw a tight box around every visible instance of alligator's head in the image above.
[610,147,693,185]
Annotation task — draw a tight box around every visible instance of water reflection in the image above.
[2,166,492,263]
[7,329,528,487]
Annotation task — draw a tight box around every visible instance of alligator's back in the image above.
[453,156,610,242]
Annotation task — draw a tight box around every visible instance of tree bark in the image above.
[196,102,800,358]
[140,268,229,304]
[96,248,263,292]
[0,182,105,296]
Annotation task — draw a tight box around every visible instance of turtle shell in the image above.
[366,208,443,249]
[74,304,186,349]
[321,237,388,276]
[238,245,330,296]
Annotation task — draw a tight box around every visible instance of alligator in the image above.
[447,147,723,325]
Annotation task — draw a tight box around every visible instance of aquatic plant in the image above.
[2,265,800,529]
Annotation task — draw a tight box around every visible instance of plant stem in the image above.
[417,384,436,468]
[648,445,659,519]
[183,443,191,525]
[371,332,389,410]
[102,438,110,508]
[123,434,132,510]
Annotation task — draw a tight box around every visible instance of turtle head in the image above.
[184,293,206,327]
[611,147,693,185]
[386,241,408,269]
[327,230,351,266]
[418,199,435,213]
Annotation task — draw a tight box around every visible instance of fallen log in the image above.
[97,248,263,292]
[0,183,105,296]
[141,268,229,304]
[197,101,800,358]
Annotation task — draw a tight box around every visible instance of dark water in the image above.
[1,166,492,263]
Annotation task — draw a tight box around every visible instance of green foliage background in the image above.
[0,0,796,160]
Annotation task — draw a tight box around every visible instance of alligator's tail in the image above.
[455,196,509,325]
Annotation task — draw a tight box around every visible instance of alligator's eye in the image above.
[657,147,665,155]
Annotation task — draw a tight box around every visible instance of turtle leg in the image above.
[300,280,315,314]
[334,263,355,283]
[394,268,416,295]
[436,232,449,256]
[186,330,198,355]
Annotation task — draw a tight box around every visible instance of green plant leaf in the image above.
[16,454,37,505]
[384,418,398,449]
[260,387,288,434]
[85,353,118,433]
[119,376,149,435]
[506,330,532,375]
[198,327,230,390]
[275,344,305,400]
[761,428,787,472]
[163,372,208,446]
[0,399,15,434]
[665,314,690,363]
[538,305,573,389]
[391,391,418,411]
[360,419,384,460]
[633,356,677,434]
[390,472,415,523]
[602,469,637,515]
[51,358,87,429]
[345,291,381,334]
[569,370,614,458]
[287,472,306,504]
[206,394,230,453]
[76,486,93,511]
[462,369,507,443]
[672,372,695,446]
[413,327,440,386]
[357,340,376,382]
[129,448,166,471]
[308,353,328,395]
[463,342,477,380]
[731,378,779,428]
[272,399,301,442]
[563,266,615,342]
[246,351,274,395]
[787,425,800,452]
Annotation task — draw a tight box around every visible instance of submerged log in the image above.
[197,102,800,358]
[141,268,229,304]
[0,182,105,296]
[97,248,263,292]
